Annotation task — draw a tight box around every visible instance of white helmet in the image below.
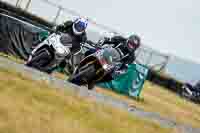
[72,17,88,35]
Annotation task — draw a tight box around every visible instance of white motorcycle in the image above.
[26,33,72,73]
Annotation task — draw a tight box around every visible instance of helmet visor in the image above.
[74,21,86,32]
[127,39,139,50]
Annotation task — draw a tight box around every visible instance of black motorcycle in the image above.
[68,45,121,90]
[181,83,200,103]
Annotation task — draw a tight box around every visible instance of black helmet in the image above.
[126,34,141,52]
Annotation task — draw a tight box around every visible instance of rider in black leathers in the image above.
[98,34,141,82]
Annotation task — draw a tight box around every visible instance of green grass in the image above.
[0,68,176,133]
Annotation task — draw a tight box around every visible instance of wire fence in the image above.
[1,0,170,71]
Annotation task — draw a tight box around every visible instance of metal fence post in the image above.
[53,6,62,25]
[25,0,32,11]
[161,55,170,71]
[16,0,22,7]
[146,51,153,66]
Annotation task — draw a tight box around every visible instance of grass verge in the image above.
[0,68,176,133]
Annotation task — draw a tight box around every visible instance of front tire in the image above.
[26,48,53,73]
[68,64,96,89]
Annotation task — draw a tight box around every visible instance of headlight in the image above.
[102,64,109,70]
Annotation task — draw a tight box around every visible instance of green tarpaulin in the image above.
[98,63,149,98]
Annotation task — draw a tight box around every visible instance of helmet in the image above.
[72,17,88,35]
[126,34,141,52]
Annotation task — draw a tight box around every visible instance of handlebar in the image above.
[81,41,102,50]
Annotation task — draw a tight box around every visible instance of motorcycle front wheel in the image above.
[26,48,53,73]
[68,64,96,89]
